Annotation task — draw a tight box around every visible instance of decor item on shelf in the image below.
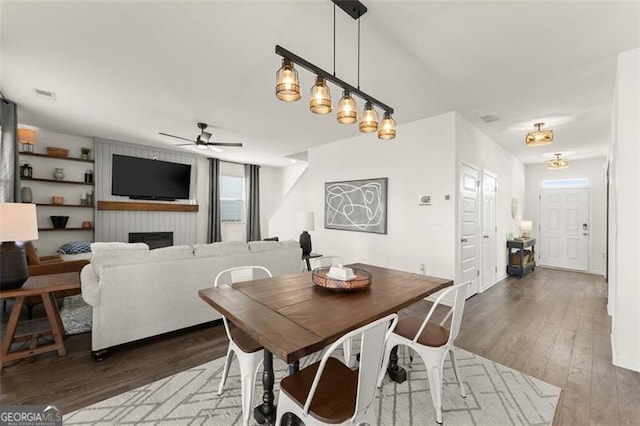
[525,122,553,146]
[20,162,33,178]
[81,147,92,160]
[548,153,569,169]
[324,177,388,234]
[46,146,69,157]
[80,192,88,206]
[297,211,315,256]
[84,169,94,183]
[21,187,33,203]
[17,128,37,153]
[0,203,39,291]
[87,190,94,206]
[53,167,65,180]
[274,0,395,140]
[82,221,92,229]
[50,215,70,229]
[52,196,64,205]
[520,220,533,239]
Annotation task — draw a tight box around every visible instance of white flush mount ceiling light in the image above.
[548,153,569,169]
[526,122,553,146]
[274,0,396,140]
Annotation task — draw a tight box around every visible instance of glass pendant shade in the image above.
[359,101,378,133]
[309,76,332,114]
[378,112,396,139]
[525,122,553,146]
[336,90,357,124]
[276,58,301,102]
[548,154,569,169]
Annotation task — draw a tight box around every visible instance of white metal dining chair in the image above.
[377,281,472,424]
[214,265,273,426]
[276,313,398,426]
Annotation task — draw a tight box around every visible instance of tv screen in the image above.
[111,154,191,201]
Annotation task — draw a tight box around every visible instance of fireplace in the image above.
[129,232,173,249]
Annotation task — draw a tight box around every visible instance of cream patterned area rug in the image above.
[64,345,560,425]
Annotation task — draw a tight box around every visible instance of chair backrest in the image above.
[413,281,472,345]
[309,255,344,270]
[302,314,398,420]
[213,266,273,342]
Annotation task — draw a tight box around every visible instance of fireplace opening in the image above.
[129,232,173,249]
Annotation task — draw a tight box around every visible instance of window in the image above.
[220,175,245,222]
[541,178,589,188]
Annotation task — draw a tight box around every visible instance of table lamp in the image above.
[0,203,39,290]
[297,212,315,256]
[17,128,37,153]
[520,220,533,239]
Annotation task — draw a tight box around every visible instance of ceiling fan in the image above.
[159,122,243,151]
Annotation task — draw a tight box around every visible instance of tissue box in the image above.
[327,266,355,281]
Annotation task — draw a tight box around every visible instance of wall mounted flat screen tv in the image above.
[111,154,191,201]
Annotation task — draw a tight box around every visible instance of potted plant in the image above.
[81,147,91,160]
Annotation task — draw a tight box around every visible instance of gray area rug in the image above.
[59,294,92,335]
[64,345,560,425]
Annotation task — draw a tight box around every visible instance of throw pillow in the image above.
[58,241,92,255]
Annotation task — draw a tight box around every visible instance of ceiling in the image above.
[2,1,639,167]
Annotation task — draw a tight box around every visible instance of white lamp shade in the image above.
[520,220,533,232]
[297,212,315,232]
[0,203,39,242]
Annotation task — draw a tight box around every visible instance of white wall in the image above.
[260,163,307,240]
[17,127,95,255]
[523,157,607,275]
[455,113,526,285]
[609,48,640,372]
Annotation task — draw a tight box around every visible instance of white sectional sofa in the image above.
[81,240,302,360]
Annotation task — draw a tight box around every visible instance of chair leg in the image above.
[217,346,233,395]
[377,340,397,388]
[343,338,352,366]
[449,348,466,398]
[427,364,443,424]
[237,352,263,426]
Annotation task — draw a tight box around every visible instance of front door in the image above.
[459,163,480,297]
[539,188,589,271]
[482,171,497,290]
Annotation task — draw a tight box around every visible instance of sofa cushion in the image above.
[249,239,300,252]
[91,242,150,276]
[58,241,92,255]
[194,241,249,257]
[147,245,194,260]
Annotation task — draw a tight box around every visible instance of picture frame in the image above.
[324,177,388,234]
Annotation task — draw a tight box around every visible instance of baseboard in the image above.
[611,333,640,372]
[590,268,605,276]
[480,278,501,293]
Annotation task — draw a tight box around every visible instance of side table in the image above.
[0,272,80,371]
[506,238,536,278]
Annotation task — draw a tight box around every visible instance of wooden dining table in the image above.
[198,263,452,425]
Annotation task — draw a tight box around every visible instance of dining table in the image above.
[198,262,452,425]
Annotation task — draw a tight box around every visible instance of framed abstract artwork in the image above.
[324,177,388,234]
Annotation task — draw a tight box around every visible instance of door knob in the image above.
[461,238,468,243]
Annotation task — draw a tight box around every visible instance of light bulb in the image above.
[337,90,357,124]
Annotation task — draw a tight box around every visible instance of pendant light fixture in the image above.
[274,0,395,139]
[337,90,357,124]
[309,76,332,114]
[378,111,396,139]
[548,153,569,169]
[275,58,301,102]
[526,122,553,146]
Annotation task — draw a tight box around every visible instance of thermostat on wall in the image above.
[419,195,431,205]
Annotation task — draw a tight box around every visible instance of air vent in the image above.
[33,88,56,100]
[479,113,500,123]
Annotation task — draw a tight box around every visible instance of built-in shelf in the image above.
[97,201,199,212]
[22,177,94,186]
[38,227,95,231]
[36,203,94,208]
[20,152,94,163]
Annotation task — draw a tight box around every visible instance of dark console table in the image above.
[506,238,536,278]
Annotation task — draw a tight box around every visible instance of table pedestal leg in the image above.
[254,350,275,425]
[387,345,407,384]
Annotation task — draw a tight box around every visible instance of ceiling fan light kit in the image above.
[525,122,553,146]
[275,0,396,140]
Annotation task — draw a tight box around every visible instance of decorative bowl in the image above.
[50,215,69,229]
[312,267,372,292]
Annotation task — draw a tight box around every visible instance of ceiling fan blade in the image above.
[207,142,243,147]
[158,132,195,143]
[173,143,196,146]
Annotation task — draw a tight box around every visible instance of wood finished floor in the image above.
[1,267,638,425]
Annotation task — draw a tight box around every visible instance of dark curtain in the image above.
[245,164,261,242]
[0,99,19,202]
[207,158,222,243]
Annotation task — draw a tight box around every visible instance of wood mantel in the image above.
[97,201,199,212]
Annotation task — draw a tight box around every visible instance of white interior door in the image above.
[539,188,590,271]
[459,163,479,297]
[482,171,497,290]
